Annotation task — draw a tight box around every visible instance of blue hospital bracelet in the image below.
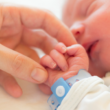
[47,69,91,110]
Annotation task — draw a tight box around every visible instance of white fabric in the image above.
[1,74,110,110]
[58,74,110,110]
[0,78,50,110]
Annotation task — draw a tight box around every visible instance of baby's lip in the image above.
[82,40,99,57]
[82,41,94,52]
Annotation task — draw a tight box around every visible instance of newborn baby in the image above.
[39,0,110,109]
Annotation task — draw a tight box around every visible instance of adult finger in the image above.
[0,5,76,46]
[19,7,77,46]
[15,43,40,63]
[22,29,58,54]
[38,84,52,95]
[0,44,48,84]
[0,70,22,98]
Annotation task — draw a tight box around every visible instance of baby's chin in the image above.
[91,72,106,78]
[88,65,106,78]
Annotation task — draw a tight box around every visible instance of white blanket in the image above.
[0,78,50,110]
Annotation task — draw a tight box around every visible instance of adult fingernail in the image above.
[31,68,46,82]
[62,47,67,53]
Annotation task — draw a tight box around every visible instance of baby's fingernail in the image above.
[50,62,56,68]
[31,68,46,82]
[62,47,67,53]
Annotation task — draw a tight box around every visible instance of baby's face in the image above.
[63,0,110,77]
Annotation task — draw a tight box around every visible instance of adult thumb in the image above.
[0,44,48,83]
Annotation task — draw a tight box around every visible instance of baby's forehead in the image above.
[63,0,90,26]
[65,0,93,13]
[64,0,78,14]
[66,0,93,8]
[64,0,79,12]
[66,0,80,5]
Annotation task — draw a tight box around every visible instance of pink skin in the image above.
[40,43,89,94]
[40,43,68,71]
[0,71,22,98]
[62,0,110,77]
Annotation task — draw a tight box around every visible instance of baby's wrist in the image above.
[47,69,91,110]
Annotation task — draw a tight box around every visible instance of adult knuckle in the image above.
[12,54,24,73]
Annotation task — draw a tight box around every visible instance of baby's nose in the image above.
[70,23,85,41]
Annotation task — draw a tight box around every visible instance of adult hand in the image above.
[0,4,76,97]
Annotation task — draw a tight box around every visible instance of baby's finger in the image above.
[40,55,57,69]
[67,44,86,56]
[54,42,67,54]
[0,71,22,98]
[67,44,89,70]
[50,50,68,71]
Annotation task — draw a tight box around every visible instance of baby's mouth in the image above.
[87,40,99,59]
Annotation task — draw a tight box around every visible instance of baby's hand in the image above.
[39,43,89,94]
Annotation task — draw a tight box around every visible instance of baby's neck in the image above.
[91,72,106,78]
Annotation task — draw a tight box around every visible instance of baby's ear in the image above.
[54,42,67,54]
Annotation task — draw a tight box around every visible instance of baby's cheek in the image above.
[89,60,106,77]
[89,51,108,77]
[99,51,110,72]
